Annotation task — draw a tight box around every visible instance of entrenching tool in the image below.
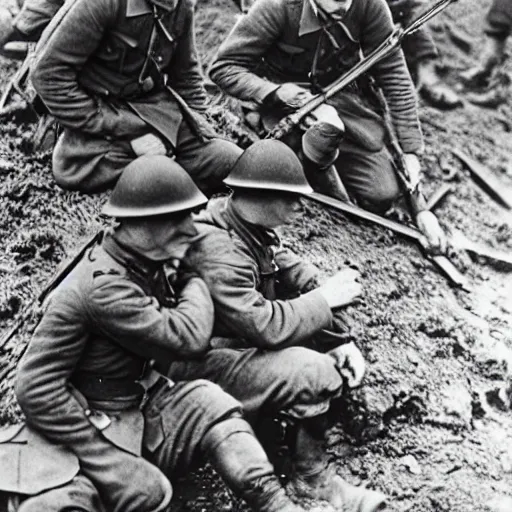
[305,192,471,291]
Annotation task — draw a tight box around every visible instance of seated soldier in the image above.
[9,156,308,512]
[29,0,242,195]
[171,140,388,512]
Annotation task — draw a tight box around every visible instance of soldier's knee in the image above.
[189,380,243,422]
[279,347,343,398]
[359,177,400,213]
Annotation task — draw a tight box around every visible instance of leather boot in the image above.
[289,420,387,512]
[201,416,306,512]
[459,36,506,90]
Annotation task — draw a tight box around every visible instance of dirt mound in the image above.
[0,0,511,510]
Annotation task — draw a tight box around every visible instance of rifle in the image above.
[268,0,456,140]
[306,192,471,291]
[0,231,104,352]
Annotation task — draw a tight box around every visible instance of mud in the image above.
[0,0,512,510]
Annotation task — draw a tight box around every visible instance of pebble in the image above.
[440,383,472,423]
[399,454,422,475]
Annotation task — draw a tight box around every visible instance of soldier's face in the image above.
[151,214,198,260]
[265,194,303,228]
[314,0,353,19]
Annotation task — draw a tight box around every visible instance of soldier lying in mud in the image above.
[0,149,387,512]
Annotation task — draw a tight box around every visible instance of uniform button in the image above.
[105,136,113,142]
[156,55,163,63]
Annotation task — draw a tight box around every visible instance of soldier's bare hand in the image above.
[130,133,167,157]
[416,210,448,254]
[402,153,421,189]
[317,268,362,309]
[274,83,314,111]
[328,342,366,388]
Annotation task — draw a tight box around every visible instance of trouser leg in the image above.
[334,139,400,213]
[201,417,303,512]
[175,119,243,197]
[167,347,343,422]
[53,118,243,195]
[13,0,63,38]
[52,129,134,193]
[17,475,105,512]
[143,379,303,512]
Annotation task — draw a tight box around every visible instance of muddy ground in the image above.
[1,0,512,510]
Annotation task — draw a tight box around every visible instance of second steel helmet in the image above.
[223,140,313,195]
[102,155,207,218]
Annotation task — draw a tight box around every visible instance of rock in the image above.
[440,383,473,423]
[499,451,512,474]
[399,455,422,475]
[488,495,512,512]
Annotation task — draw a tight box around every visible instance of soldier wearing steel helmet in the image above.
[12,155,308,512]
[209,0,447,252]
[171,140,387,512]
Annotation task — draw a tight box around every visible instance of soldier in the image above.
[29,0,242,194]
[171,140,388,512]
[460,0,512,106]
[9,156,308,512]
[386,0,460,109]
[209,0,446,250]
[230,0,460,109]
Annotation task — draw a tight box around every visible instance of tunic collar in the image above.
[299,0,322,36]
[126,0,178,17]
[102,231,161,280]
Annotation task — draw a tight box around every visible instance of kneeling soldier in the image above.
[172,140,387,512]
[9,156,307,512]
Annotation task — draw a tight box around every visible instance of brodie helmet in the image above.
[102,155,207,218]
[223,140,313,195]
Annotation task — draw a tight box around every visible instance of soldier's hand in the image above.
[416,210,448,254]
[130,133,167,157]
[317,268,362,309]
[402,152,422,190]
[328,342,366,388]
[274,83,314,111]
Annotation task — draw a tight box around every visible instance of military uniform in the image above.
[31,0,242,194]
[169,197,344,422]
[210,0,424,209]
[386,0,438,67]
[11,0,63,39]
[13,230,242,511]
